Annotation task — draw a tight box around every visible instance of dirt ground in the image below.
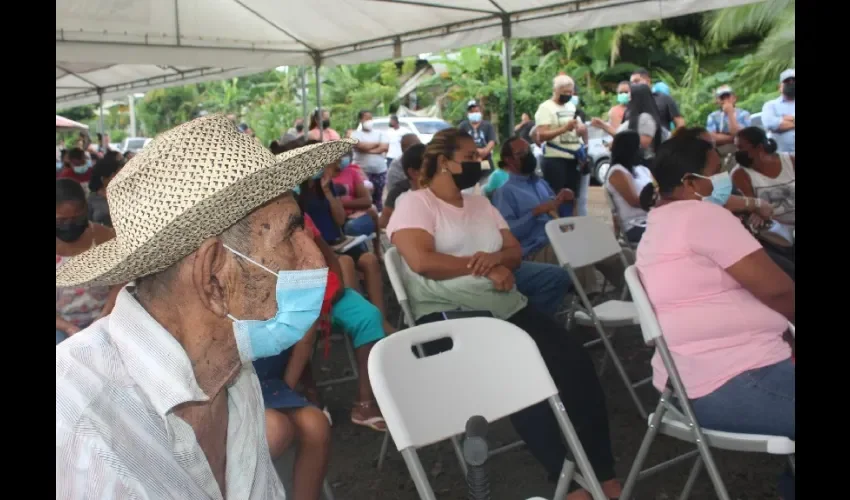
[295,188,787,500]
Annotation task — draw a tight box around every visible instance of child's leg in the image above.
[264,408,296,460]
[355,252,395,333]
[365,206,382,256]
[286,406,332,500]
[330,289,387,431]
[284,323,318,389]
[337,254,360,293]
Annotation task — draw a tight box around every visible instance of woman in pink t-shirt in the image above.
[636,128,794,495]
[388,128,622,500]
[329,153,381,255]
[306,109,341,142]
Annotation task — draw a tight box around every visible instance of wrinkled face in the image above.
[225,195,325,322]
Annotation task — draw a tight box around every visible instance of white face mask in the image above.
[362,120,374,131]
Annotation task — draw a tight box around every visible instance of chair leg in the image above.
[377,432,392,470]
[620,393,670,500]
[788,454,795,475]
[553,459,577,500]
[322,479,336,500]
[589,320,647,419]
[450,435,469,476]
[678,456,702,500]
[344,334,358,379]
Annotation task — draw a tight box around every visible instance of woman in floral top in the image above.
[56,179,122,345]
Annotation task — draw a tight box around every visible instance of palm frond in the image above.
[704,0,794,45]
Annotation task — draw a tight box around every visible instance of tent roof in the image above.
[57,0,762,108]
[56,115,89,131]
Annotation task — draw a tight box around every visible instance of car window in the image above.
[410,121,450,134]
[126,139,147,149]
[371,122,390,131]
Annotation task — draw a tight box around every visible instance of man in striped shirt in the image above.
[56,115,350,499]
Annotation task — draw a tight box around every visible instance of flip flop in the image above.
[351,400,387,432]
[322,406,333,427]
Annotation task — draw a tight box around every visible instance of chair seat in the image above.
[574,300,639,326]
[651,412,796,455]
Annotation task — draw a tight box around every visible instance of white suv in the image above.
[368,117,451,145]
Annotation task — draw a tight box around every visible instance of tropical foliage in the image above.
[59,2,794,146]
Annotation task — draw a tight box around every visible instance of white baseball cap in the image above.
[467,100,479,109]
[779,69,795,83]
[715,85,734,97]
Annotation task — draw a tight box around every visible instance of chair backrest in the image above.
[544,216,623,269]
[368,317,558,451]
[623,265,663,344]
[384,246,416,327]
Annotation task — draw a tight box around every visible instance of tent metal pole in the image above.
[314,54,323,140]
[98,90,105,134]
[501,16,514,135]
[301,66,309,136]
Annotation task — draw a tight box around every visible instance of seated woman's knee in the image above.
[291,406,332,447]
[357,251,379,270]
[264,409,296,459]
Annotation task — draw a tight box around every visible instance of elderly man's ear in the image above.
[191,238,231,317]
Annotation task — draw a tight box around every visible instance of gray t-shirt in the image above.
[386,156,407,193]
[617,113,671,155]
[352,128,389,174]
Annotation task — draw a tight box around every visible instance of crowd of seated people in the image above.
[635,128,795,498]
[386,128,623,500]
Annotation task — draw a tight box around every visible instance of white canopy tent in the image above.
[57,0,763,130]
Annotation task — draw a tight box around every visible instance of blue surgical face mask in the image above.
[339,157,351,170]
[617,92,630,105]
[73,161,91,174]
[311,170,324,180]
[691,171,732,206]
[292,185,301,195]
[468,112,482,123]
[570,95,580,107]
[56,161,63,172]
[224,245,328,362]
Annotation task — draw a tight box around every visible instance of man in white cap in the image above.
[56,114,354,499]
[761,68,795,153]
[706,84,752,170]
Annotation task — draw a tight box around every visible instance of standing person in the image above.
[535,75,587,195]
[570,86,593,216]
[385,133,422,193]
[55,179,122,345]
[385,114,405,168]
[592,84,668,162]
[351,110,390,211]
[627,68,685,130]
[56,114,353,499]
[307,108,342,142]
[286,117,305,138]
[761,69,795,153]
[458,100,497,170]
[57,147,93,184]
[706,85,751,170]
[607,81,631,130]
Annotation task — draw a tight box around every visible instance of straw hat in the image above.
[56,113,355,288]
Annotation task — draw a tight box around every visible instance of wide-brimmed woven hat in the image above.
[56,113,355,287]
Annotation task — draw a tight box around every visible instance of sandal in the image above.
[351,400,387,432]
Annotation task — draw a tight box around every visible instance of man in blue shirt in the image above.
[707,85,752,170]
[492,137,631,295]
[761,69,795,153]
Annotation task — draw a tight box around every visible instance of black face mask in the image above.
[321,119,331,128]
[452,161,483,191]
[735,151,755,168]
[295,124,304,132]
[56,216,89,243]
[519,152,537,174]
[782,83,795,99]
[557,93,573,105]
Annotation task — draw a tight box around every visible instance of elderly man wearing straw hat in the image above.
[56,114,355,499]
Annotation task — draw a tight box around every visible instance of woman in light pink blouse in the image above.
[636,128,794,497]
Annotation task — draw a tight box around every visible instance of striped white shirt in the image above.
[56,289,286,500]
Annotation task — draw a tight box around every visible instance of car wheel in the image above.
[594,158,611,186]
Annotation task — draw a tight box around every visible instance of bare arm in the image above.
[496,229,523,270]
[342,177,373,211]
[725,249,795,322]
[710,133,734,146]
[607,106,624,130]
[608,170,642,208]
[56,314,80,335]
[323,184,347,226]
[731,168,755,197]
[673,116,686,128]
[354,142,379,152]
[378,206,393,229]
[392,228,473,280]
[535,123,572,142]
[313,236,345,303]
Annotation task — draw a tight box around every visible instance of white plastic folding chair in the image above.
[368,317,609,500]
[381,246,524,473]
[620,266,795,500]
[603,187,638,251]
[544,216,650,418]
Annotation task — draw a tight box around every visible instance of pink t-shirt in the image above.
[332,164,367,215]
[307,128,341,142]
[387,188,508,257]
[636,200,790,398]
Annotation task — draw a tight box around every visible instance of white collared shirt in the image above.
[56,289,285,500]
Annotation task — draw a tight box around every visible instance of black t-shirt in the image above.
[458,120,497,162]
[384,179,412,210]
[624,93,681,130]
